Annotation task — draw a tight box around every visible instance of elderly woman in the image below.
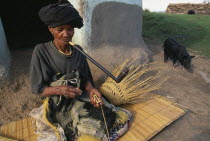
[30,1,132,141]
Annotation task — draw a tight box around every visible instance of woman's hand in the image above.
[58,85,82,98]
[89,88,103,108]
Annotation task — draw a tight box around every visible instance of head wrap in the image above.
[38,0,83,28]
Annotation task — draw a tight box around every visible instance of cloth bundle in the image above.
[30,73,133,141]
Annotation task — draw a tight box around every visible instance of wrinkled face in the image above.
[48,24,74,47]
[181,56,191,69]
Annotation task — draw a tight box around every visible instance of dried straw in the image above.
[99,58,169,106]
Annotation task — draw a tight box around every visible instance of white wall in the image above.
[0,17,10,80]
[143,0,204,12]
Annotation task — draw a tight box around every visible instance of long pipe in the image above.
[69,42,129,83]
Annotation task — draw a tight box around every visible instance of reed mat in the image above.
[118,94,187,141]
[0,117,37,141]
[0,94,186,141]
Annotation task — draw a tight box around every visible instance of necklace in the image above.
[58,47,72,55]
[53,41,73,55]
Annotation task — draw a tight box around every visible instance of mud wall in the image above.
[69,0,150,82]
[0,18,10,81]
[166,3,210,15]
[91,2,142,48]
[70,0,143,50]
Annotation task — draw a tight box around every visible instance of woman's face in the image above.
[49,24,74,47]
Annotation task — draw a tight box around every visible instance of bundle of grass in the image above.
[99,58,169,106]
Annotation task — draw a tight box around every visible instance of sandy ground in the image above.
[0,48,42,125]
[146,40,210,141]
[0,41,210,140]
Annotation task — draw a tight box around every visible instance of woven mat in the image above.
[0,94,186,141]
[0,117,37,141]
[118,94,187,141]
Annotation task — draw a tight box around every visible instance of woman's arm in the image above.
[41,85,82,98]
[85,81,103,108]
[42,82,103,108]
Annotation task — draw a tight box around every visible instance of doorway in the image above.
[0,0,58,49]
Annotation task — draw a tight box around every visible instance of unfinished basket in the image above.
[99,59,168,106]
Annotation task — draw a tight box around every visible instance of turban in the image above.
[38,1,83,28]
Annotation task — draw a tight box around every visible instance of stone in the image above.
[166,3,210,15]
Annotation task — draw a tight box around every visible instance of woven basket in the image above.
[99,59,169,106]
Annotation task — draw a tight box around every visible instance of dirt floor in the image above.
[0,41,210,140]
[146,40,210,141]
[0,48,42,125]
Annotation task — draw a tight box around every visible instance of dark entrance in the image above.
[0,0,58,49]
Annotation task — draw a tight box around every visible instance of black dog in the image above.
[162,38,195,70]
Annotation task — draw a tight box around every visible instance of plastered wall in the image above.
[0,17,10,81]
[70,0,143,49]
